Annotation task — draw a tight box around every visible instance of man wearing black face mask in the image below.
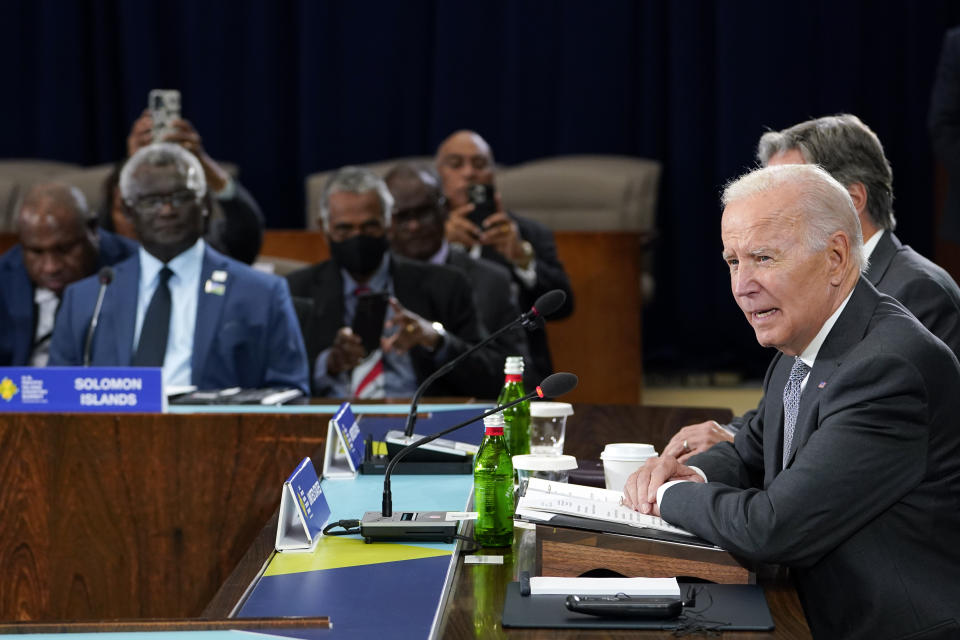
[286,166,501,398]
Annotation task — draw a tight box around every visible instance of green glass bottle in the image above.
[473,412,514,547]
[496,356,530,457]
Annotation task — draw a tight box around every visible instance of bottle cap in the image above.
[483,412,505,435]
[503,355,525,375]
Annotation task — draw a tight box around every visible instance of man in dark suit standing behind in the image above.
[624,164,960,640]
[0,183,136,367]
[50,143,308,393]
[435,130,573,379]
[287,166,500,398]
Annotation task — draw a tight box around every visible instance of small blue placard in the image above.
[276,457,330,551]
[0,367,164,413]
[332,402,365,471]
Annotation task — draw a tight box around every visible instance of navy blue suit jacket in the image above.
[0,229,136,366]
[49,244,309,393]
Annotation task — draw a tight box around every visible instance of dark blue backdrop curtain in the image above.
[2,0,959,377]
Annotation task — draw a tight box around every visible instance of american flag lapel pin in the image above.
[817,381,827,389]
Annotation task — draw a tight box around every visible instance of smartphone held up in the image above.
[466,183,496,227]
[148,89,181,143]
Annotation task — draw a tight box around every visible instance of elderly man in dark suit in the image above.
[50,143,308,393]
[665,114,960,460]
[383,163,536,383]
[0,183,136,367]
[286,166,500,399]
[624,164,960,640]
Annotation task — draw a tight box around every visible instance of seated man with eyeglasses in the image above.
[384,163,535,383]
[286,166,501,398]
[49,143,309,394]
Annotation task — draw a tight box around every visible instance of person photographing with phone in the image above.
[49,143,308,393]
[98,90,265,265]
[286,166,501,399]
[435,130,573,379]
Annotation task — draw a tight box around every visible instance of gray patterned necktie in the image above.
[782,356,810,468]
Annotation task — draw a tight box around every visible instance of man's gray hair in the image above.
[722,164,868,272]
[318,166,394,230]
[756,114,895,231]
[119,142,207,202]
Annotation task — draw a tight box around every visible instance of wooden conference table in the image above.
[204,403,813,639]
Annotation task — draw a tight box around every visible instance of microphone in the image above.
[361,372,578,542]
[401,289,567,437]
[83,266,114,367]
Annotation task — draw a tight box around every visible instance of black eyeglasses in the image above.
[392,204,442,227]
[127,190,200,214]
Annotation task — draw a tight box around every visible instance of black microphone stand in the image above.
[83,268,114,366]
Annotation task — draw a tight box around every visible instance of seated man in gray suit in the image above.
[384,164,536,382]
[665,114,960,460]
[624,164,960,640]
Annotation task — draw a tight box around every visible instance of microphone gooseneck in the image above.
[83,266,115,367]
[401,288,567,437]
[382,372,578,517]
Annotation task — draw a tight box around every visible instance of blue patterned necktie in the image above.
[782,356,810,468]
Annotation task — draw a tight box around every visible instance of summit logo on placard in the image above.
[0,377,19,401]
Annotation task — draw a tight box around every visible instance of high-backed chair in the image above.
[303,154,660,234]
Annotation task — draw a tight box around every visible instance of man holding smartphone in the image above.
[115,106,265,264]
[286,166,501,399]
[435,130,573,379]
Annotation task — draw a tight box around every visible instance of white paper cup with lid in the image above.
[529,401,574,455]
[512,454,578,484]
[600,443,658,491]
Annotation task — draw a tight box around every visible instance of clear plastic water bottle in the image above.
[473,412,514,547]
[497,356,530,457]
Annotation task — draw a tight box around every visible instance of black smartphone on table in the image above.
[352,291,389,353]
[466,183,497,227]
